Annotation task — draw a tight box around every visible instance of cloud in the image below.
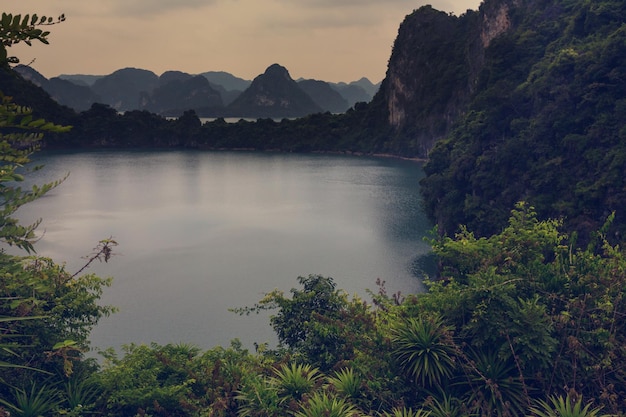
[108,0,217,16]
[277,0,413,7]
[12,0,218,18]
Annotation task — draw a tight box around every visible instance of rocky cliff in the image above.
[373,0,526,157]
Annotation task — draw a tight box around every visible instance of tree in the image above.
[0,13,116,415]
[0,12,65,67]
[0,12,70,252]
[233,275,348,369]
[0,92,70,252]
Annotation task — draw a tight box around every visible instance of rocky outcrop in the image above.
[374,0,526,157]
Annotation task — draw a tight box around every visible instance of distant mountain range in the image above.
[15,64,379,118]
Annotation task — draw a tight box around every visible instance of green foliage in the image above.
[293,392,360,417]
[0,12,121,417]
[63,376,100,415]
[235,376,282,417]
[96,341,270,417]
[233,275,357,370]
[381,407,431,417]
[271,362,322,402]
[406,203,626,413]
[460,350,528,416]
[96,343,204,416]
[528,394,609,417]
[391,315,456,387]
[0,383,61,417]
[421,0,626,243]
[0,253,115,395]
[0,93,71,253]
[326,368,361,401]
[422,393,463,417]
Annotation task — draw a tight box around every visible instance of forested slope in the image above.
[420,0,626,243]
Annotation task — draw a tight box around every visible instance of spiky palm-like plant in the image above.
[391,314,456,387]
[235,377,282,417]
[528,395,609,417]
[64,377,100,413]
[0,383,60,417]
[271,362,322,402]
[327,368,361,400]
[381,406,431,417]
[461,350,527,417]
[423,393,463,417]
[294,392,360,417]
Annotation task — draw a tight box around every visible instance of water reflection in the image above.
[15,150,432,352]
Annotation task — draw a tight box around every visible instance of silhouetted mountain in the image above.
[330,83,372,108]
[327,78,379,107]
[14,65,101,111]
[297,79,349,113]
[21,65,375,117]
[91,68,159,111]
[200,71,251,92]
[350,78,380,97]
[207,82,241,106]
[58,74,103,86]
[226,64,322,118]
[158,70,193,85]
[141,72,223,116]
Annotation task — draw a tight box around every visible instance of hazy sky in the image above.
[11,0,481,83]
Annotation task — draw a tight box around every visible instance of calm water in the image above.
[14,150,433,352]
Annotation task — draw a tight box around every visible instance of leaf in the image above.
[20,14,30,29]
[1,13,12,28]
[11,14,21,29]
[53,340,78,350]
[19,115,32,126]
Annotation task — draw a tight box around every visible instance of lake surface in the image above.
[14,150,433,353]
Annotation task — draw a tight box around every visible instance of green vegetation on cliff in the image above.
[420,0,626,243]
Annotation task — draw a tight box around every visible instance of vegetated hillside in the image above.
[199,70,251,92]
[419,0,626,243]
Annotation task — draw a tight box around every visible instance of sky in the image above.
[10,0,481,84]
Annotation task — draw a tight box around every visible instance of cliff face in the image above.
[376,0,525,157]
